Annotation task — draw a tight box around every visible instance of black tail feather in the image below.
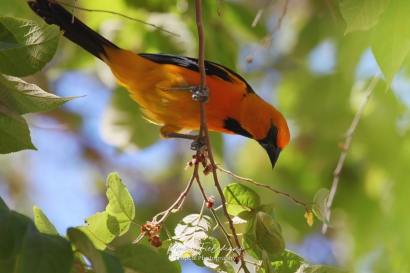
[28,0,119,60]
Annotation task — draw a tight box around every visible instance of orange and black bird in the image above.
[28,0,290,168]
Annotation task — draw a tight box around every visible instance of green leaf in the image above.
[223,183,260,220]
[67,228,124,273]
[173,214,213,255]
[0,201,73,273]
[231,216,247,225]
[271,249,309,273]
[371,0,410,88]
[192,237,220,267]
[33,206,59,235]
[105,172,135,236]
[158,239,176,256]
[0,106,36,153]
[312,188,332,227]
[115,243,181,273]
[260,250,275,273]
[242,218,260,260]
[0,196,8,211]
[76,212,115,250]
[302,265,351,273]
[165,240,193,261]
[0,74,76,115]
[340,0,389,34]
[0,16,61,77]
[0,74,77,154]
[0,199,31,261]
[253,212,285,257]
[203,258,235,273]
[399,11,410,41]
[259,203,275,219]
[99,251,126,273]
[71,253,88,273]
[75,173,136,249]
[17,223,73,273]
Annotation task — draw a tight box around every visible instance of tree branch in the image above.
[322,72,381,233]
[251,0,274,27]
[218,166,311,213]
[194,1,248,271]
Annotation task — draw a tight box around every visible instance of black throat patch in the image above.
[223,118,253,138]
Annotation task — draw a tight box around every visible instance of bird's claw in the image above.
[191,86,209,103]
[190,136,206,151]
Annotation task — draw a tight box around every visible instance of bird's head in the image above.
[240,94,290,169]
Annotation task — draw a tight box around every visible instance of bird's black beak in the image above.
[268,146,282,169]
[258,124,282,169]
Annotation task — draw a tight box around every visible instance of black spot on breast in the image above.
[223,118,253,138]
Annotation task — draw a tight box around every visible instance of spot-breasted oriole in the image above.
[28,0,290,168]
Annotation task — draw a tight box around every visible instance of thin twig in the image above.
[50,0,180,37]
[133,166,197,244]
[195,1,248,272]
[322,72,381,234]
[195,2,207,92]
[252,0,275,27]
[195,172,239,256]
[71,0,77,23]
[153,169,197,223]
[244,260,262,268]
[247,0,290,63]
[162,223,172,239]
[218,166,311,213]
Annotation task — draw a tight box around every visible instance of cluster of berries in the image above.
[206,196,215,209]
[140,222,162,247]
[185,153,213,175]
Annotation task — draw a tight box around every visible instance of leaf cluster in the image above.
[0,173,346,273]
[0,17,75,154]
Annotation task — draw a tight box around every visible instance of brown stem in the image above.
[195,0,207,91]
[322,72,381,234]
[251,0,274,27]
[133,165,197,244]
[194,169,239,256]
[195,1,248,271]
[153,169,197,223]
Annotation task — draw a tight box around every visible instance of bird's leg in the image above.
[161,131,206,151]
[161,86,210,103]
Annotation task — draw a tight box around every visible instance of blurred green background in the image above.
[1,0,410,272]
